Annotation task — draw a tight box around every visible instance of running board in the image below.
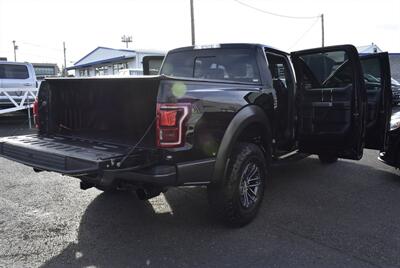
[272,150,309,166]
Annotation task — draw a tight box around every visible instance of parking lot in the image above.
[0,115,400,268]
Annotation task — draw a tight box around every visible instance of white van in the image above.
[0,62,37,109]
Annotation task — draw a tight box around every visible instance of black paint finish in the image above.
[0,43,393,187]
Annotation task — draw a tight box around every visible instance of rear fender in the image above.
[212,105,271,183]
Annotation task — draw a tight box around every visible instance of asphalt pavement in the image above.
[0,115,400,267]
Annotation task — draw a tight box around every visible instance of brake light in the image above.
[156,103,191,148]
[159,110,178,127]
[33,98,40,128]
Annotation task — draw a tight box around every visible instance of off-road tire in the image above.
[208,142,268,227]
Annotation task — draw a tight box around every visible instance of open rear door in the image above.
[291,45,366,160]
[360,52,392,151]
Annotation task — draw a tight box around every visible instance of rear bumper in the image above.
[101,165,178,186]
[0,135,215,187]
[99,159,215,187]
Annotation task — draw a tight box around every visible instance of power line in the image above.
[232,0,325,47]
[232,0,320,20]
[19,41,62,52]
[287,18,320,51]
[18,51,61,62]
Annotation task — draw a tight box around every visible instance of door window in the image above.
[360,53,392,151]
[298,51,353,89]
[291,45,365,160]
[361,57,382,125]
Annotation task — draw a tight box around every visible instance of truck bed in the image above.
[0,134,155,175]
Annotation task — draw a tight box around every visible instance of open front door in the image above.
[291,45,366,160]
[360,53,392,151]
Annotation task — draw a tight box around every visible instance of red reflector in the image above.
[33,98,39,115]
[159,110,178,127]
[33,98,40,128]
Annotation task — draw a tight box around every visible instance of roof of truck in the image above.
[168,43,288,55]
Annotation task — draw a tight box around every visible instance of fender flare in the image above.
[212,105,271,183]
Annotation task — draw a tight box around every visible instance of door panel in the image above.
[291,45,366,160]
[360,53,392,151]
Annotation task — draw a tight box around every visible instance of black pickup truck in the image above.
[0,43,392,226]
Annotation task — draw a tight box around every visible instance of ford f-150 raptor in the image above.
[0,43,392,227]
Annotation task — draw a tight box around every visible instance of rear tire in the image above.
[208,142,268,227]
[318,154,338,164]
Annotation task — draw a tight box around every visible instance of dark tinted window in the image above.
[161,48,261,84]
[0,64,29,79]
[360,57,382,108]
[299,51,353,88]
[361,57,381,87]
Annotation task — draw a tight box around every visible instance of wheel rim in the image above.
[239,161,262,209]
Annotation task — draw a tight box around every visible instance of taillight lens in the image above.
[33,98,40,128]
[156,103,191,148]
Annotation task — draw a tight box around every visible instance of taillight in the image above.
[156,103,191,148]
[33,98,40,128]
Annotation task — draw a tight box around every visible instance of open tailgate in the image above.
[0,134,153,175]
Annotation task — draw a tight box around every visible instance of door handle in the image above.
[23,83,32,86]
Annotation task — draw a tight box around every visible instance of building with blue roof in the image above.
[67,47,165,77]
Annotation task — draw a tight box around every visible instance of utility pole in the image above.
[63,41,67,77]
[12,40,18,61]
[190,0,195,46]
[321,14,325,47]
[121,35,132,48]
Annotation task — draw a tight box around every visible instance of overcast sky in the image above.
[0,0,399,67]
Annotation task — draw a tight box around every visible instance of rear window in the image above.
[0,64,29,79]
[160,48,261,84]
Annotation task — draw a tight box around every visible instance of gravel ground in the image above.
[0,114,400,267]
